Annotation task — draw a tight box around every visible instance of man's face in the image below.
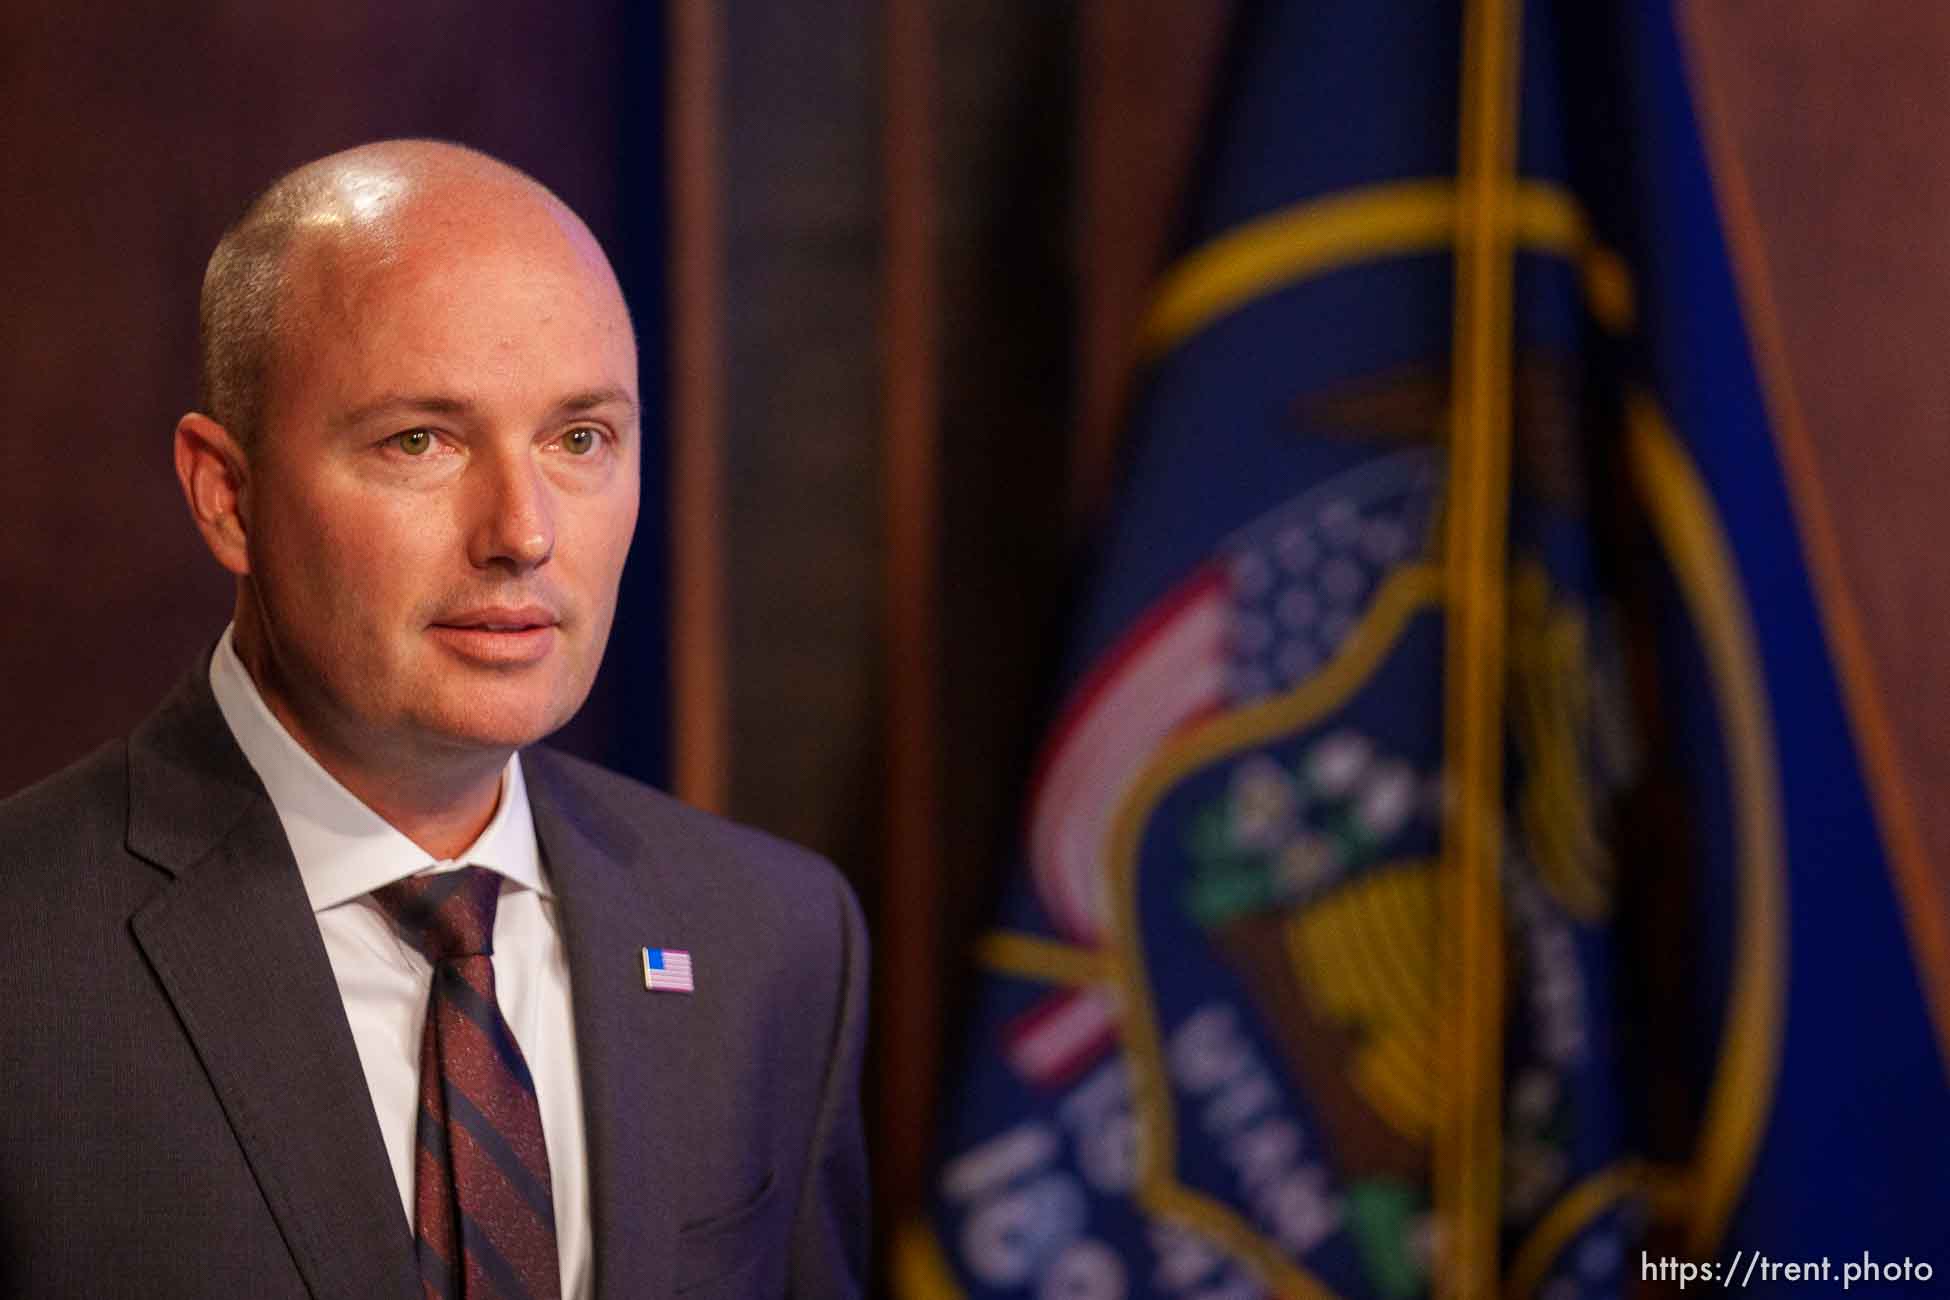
[239,204,640,767]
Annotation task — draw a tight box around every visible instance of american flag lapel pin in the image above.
[642,946,695,993]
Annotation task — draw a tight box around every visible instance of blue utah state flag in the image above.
[903,3,1950,1298]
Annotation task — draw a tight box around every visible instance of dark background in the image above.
[7,0,1950,1283]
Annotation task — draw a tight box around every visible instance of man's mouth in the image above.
[428,607,562,663]
[433,604,560,632]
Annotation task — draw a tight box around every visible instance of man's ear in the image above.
[174,412,252,577]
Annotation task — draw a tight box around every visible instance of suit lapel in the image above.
[527,754,693,1300]
[126,672,417,1300]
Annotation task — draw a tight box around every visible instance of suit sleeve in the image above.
[787,869,872,1297]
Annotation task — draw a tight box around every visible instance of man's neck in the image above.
[320,753,506,863]
[233,644,508,862]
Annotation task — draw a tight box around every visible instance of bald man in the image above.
[0,142,867,1300]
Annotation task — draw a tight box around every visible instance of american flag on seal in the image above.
[1001,450,1436,1088]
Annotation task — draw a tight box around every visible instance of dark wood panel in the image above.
[877,0,945,1231]
[718,0,880,859]
[1683,5,1950,920]
[1075,0,1233,526]
[670,0,730,811]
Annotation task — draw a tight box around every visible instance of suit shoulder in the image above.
[0,741,142,926]
[0,739,129,869]
[523,746,859,918]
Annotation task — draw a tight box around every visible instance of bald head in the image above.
[197,140,621,451]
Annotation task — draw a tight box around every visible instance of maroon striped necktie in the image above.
[374,866,562,1300]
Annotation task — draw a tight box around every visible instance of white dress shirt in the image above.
[208,626,591,1299]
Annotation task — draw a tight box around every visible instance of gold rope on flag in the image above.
[1437,0,1524,1295]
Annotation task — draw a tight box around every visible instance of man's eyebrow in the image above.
[329,388,638,429]
[554,387,638,419]
[332,394,475,428]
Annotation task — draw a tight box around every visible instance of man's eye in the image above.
[392,429,434,456]
[562,427,600,456]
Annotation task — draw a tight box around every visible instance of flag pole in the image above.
[1437,0,1523,1294]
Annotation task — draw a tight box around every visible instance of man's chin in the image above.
[410,694,577,755]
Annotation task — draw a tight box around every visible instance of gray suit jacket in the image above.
[0,666,869,1299]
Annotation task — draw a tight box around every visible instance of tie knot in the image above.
[373,866,503,964]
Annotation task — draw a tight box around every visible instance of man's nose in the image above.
[468,450,555,571]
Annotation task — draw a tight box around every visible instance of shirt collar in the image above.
[207,623,548,912]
